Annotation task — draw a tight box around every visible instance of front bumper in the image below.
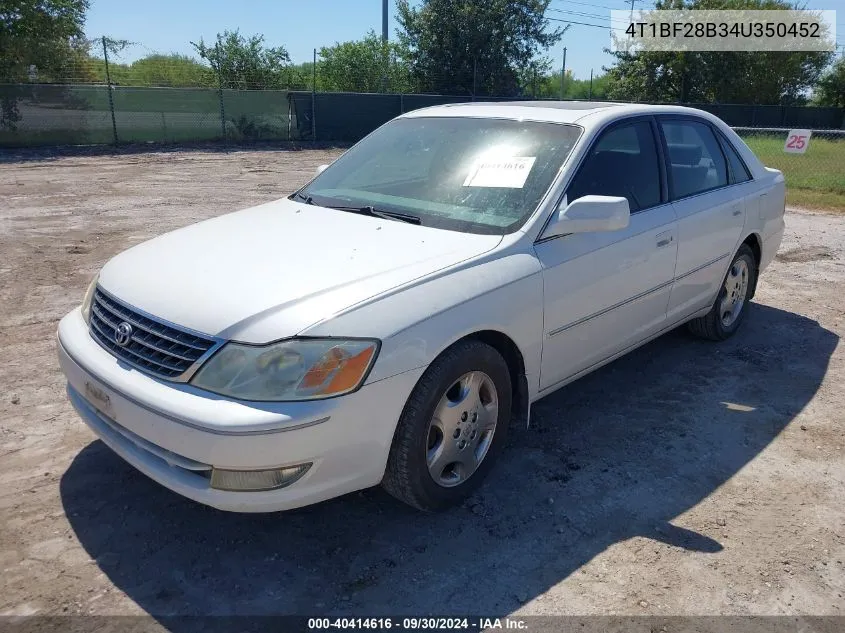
[58,308,424,512]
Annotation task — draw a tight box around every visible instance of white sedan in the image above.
[57,102,785,513]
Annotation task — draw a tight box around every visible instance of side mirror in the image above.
[544,195,630,238]
[316,164,330,176]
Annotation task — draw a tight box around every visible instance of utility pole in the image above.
[560,47,567,100]
[311,48,317,141]
[589,69,593,99]
[629,0,639,21]
[381,0,389,91]
[382,0,388,41]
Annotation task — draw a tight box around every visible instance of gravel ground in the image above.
[0,149,843,623]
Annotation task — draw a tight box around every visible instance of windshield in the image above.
[296,116,582,235]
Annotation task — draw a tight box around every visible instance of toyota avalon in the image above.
[57,101,785,512]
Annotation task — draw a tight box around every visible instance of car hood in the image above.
[98,198,502,342]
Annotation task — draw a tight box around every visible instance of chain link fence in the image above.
[2,86,842,209]
[4,83,841,149]
[0,84,295,146]
[1,40,843,209]
[733,127,845,209]
[2,37,843,148]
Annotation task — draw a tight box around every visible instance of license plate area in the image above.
[84,381,115,419]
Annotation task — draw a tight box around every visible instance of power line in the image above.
[550,0,656,10]
[547,16,627,32]
[547,7,631,24]
[549,0,625,11]
[547,16,612,29]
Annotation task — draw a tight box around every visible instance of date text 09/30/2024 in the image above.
[307,617,528,630]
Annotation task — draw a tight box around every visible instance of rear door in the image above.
[658,117,751,321]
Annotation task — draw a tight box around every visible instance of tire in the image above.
[688,244,758,341]
[382,339,512,511]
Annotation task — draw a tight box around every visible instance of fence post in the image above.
[311,48,317,142]
[287,96,292,141]
[102,37,119,145]
[215,43,226,141]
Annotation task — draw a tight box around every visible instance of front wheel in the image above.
[382,340,512,511]
[688,244,757,341]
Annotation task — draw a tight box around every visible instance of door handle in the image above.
[656,232,673,248]
[731,206,743,217]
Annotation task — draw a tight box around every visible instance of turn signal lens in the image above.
[298,346,377,395]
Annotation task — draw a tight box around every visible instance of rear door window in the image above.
[660,120,729,199]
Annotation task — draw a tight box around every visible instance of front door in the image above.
[535,118,678,393]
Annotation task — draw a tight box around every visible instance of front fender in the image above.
[302,251,545,396]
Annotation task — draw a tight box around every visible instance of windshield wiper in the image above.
[294,195,422,225]
[327,204,422,225]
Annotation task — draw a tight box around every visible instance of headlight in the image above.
[80,274,99,324]
[190,338,379,401]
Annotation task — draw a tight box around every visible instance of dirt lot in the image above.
[1,149,843,624]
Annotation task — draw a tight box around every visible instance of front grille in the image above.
[89,287,222,381]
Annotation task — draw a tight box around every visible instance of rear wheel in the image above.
[382,340,512,511]
[688,244,757,341]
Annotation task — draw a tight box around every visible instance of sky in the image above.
[84,0,845,81]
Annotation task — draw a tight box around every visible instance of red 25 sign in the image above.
[784,129,812,154]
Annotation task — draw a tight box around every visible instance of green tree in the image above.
[0,0,90,82]
[396,0,565,96]
[533,71,612,100]
[287,62,316,90]
[191,30,291,89]
[813,57,845,107]
[86,53,223,87]
[318,31,412,92]
[605,0,833,104]
[126,54,214,87]
[1,0,93,129]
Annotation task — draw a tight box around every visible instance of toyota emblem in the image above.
[114,322,133,347]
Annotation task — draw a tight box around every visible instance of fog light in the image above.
[210,463,311,492]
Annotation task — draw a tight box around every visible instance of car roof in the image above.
[397,99,765,179]
[399,101,719,128]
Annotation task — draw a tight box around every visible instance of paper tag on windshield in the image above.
[463,156,536,188]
